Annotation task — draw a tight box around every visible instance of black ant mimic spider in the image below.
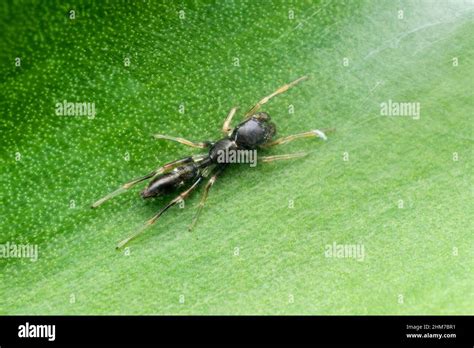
[91,76,333,248]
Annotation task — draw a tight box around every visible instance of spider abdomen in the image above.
[141,163,199,198]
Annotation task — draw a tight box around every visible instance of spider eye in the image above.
[253,112,270,121]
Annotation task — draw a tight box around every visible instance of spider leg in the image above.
[261,128,334,148]
[188,167,224,231]
[91,155,205,208]
[244,76,308,118]
[116,176,204,249]
[258,152,308,163]
[152,134,213,149]
[222,107,238,135]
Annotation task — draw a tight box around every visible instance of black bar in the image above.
[0,315,472,346]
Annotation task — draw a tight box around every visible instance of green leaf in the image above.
[1,0,472,314]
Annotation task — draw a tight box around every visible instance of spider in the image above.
[91,76,333,248]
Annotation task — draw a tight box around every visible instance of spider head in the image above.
[231,112,276,149]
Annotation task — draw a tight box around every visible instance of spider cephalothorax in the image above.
[231,112,276,149]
